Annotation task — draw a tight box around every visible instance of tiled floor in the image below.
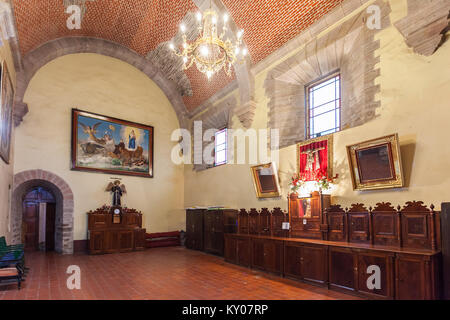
[0,247,359,300]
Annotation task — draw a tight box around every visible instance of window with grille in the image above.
[306,73,341,139]
[214,128,227,166]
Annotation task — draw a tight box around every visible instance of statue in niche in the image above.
[105,180,127,207]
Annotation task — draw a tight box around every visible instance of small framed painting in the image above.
[250,162,281,198]
[347,134,404,191]
[0,61,14,164]
[71,109,154,178]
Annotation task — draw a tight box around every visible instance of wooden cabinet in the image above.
[356,250,394,299]
[329,246,395,299]
[186,209,204,251]
[223,233,441,299]
[284,242,327,285]
[87,207,145,255]
[329,247,357,292]
[89,231,105,254]
[301,244,328,285]
[251,238,283,274]
[204,211,225,255]
[224,234,251,267]
[186,209,238,256]
[395,253,440,300]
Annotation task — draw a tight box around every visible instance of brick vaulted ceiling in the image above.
[12,0,343,112]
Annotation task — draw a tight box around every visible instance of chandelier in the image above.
[169,3,247,80]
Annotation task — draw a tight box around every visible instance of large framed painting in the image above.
[0,61,14,164]
[250,162,281,198]
[296,135,333,181]
[346,133,404,191]
[71,109,153,178]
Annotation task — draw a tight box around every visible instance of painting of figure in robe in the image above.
[71,109,153,178]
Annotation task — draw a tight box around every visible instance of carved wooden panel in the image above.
[400,201,436,250]
[248,208,259,235]
[371,202,401,247]
[238,209,249,234]
[347,204,370,243]
[271,207,287,237]
[326,205,347,242]
[260,208,271,236]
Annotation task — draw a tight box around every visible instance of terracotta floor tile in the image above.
[0,247,360,300]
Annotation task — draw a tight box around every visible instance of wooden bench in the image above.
[145,231,181,248]
[0,265,24,290]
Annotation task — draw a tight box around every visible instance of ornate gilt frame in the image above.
[296,134,334,178]
[250,162,281,198]
[346,133,404,191]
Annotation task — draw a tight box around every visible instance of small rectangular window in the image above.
[306,73,341,139]
[214,128,227,166]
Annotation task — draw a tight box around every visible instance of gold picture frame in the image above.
[346,133,404,191]
[296,134,334,179]
[250,162,281,198]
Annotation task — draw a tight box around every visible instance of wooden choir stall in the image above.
[87,206,146,255]
[224,193,443,300]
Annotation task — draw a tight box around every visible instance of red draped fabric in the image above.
[299,140,328,181]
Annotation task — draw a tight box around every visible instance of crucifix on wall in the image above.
[301,146,325,173]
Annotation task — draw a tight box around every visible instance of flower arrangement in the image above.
[316,174,339,191]
[290,173,306,194]
[289,171,339,197]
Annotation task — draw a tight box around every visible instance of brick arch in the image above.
[13,37,190,129]
[11,170,74,254]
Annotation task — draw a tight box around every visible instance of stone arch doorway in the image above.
[12,170,74,254]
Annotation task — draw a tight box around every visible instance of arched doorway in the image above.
[12,170,74,254]
[22,187,56,252]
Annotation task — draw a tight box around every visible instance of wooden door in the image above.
[252,239,265,270]
[300,244,328,285]
[203,212,214,253]
[22,202,39,251]
[329,247,357,292]
[89,231,104,254]
[119,231,134,252]
[395,254,432,300]
[356,250,394,299]
[237,238,251,267]
[263,240,283,274]
[284,242,302,279]
[214,212,224,255]
[224,235,237,264]
[45,203,56,251]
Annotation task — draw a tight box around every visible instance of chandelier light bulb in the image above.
[242,48,248,56]
[170,7,245,79]
[200,46,209,56]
